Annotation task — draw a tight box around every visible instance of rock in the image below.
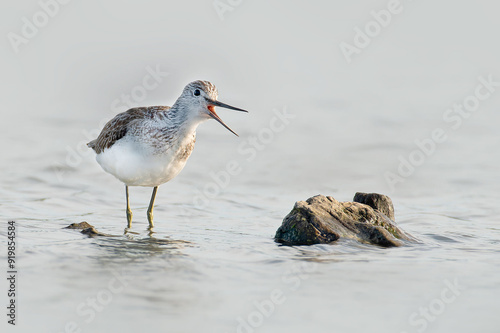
[353,192,395,221]
[64,221,115,237]
[274,193,412,247]
[64,221,94,230]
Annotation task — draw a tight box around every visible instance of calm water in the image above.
[2,1,500,332]
[2,101,499,333]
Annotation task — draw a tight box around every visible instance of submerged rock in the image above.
[64,221,114,237]
[274,193,412,247]
[64,222,94,230]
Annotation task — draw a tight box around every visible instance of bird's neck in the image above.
[164,104,206,137]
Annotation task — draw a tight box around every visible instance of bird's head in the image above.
[178,80,247,136]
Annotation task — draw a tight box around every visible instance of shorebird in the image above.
[87,80,247,229]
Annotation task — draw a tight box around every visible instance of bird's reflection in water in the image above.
[78,225,194,265]
[75,227,201,316]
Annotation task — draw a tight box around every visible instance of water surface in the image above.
[1,1,500,332]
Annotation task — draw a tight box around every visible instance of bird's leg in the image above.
[125,185,133,229]
[147,186,158,229]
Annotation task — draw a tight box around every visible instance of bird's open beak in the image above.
[205,98,248,137]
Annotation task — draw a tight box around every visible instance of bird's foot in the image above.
[148,212,154,229]
[147,211,154,230]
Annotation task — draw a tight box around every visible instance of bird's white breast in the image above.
[96,133,195,187]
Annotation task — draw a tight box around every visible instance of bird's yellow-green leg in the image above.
[126,185,133,229]
[147,186,158,229]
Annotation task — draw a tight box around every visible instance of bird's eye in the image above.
[193,89,200,96]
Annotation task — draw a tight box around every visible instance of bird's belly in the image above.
[96,139,189,187]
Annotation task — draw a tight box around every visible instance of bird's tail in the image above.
[87,140,96,150]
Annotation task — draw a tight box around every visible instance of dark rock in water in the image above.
[64,221,114,237]
[80,226,109,237]
[275,193,412,247]
[64,221,94,230]
[353,192,395,221]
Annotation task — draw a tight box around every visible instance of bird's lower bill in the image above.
[206,104,239,136]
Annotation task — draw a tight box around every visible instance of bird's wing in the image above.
[87,106,171,154]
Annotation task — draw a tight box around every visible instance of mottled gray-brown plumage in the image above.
[87,106,173,154]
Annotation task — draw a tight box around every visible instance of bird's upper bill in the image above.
[205,98,248,137]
